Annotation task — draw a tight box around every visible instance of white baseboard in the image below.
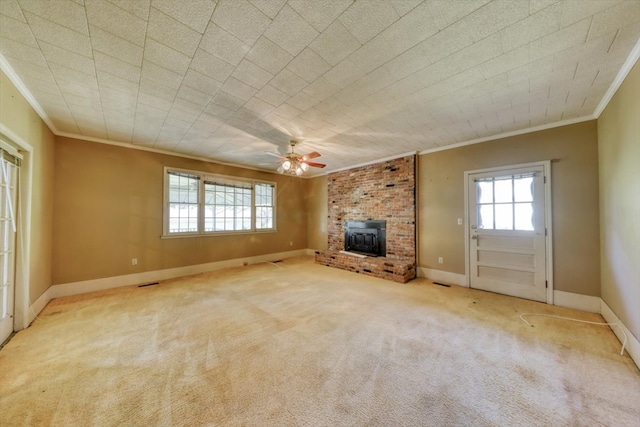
[553,290,601,313]
[26,287,53,326]
[50,249,309,299]
[417,267,467,287]
[600,299,640,368]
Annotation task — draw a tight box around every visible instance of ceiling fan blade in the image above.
[265,151,286,160]
[306,161,326,168]
[302,151,321,160]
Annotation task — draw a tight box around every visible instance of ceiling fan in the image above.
[265,140,326,176]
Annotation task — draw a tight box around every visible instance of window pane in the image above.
[514,177,534,202]
[478,205,494,230]
[515,203,534,231]
[477,181,493,204]
[494,178,512,203]
[495,204,513,230]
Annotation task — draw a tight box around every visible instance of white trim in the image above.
[0,54,57,133]
[28,286,52,324]
[419,116,594,156]
[0,126,34,332]
[326,151,418,174]
[49,249,308,299]
[463,160,554,303]
[594,38,640,118]
[417,267,467,287]
[305,248,317,256]
[601,299,640,368]
[552,290,601,313]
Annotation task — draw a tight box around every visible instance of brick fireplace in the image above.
[315,155,416,283]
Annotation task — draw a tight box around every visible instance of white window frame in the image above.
[162,166,276,238]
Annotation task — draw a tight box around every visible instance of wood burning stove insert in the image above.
[344,220,386,257]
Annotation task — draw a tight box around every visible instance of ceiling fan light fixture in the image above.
[282,160,291,171]
[301,162,309,171]
[277,165,285,174]
[295,166,304,176]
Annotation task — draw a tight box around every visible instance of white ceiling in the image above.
[1,0,639,175]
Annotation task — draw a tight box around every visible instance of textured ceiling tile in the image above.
[107,0,151,20]
[264,5,319,56]
[610,22,640,53]
[348,36,397,74]
[272,103,302,119]
[85,0,146,47]
[143,38,191,75]
[270,68,308,96]
[139,78,178,103]
[211,90,246,111]
[390,0,423,16]
[309,20,361,66]
[458,0,529,43]
[339,0,399,44]
[190,48,236,81]
[381,3,439,53]
[481,45,529,80]
[286,91,318,111]
[137,91,172,112]
[151,0,215,33]
[245,36,293,75]
[24,11,92,57]
[0,15,38,47]
[40,41,96,76]
[220,77,259,101]
[323,59,365,88]
[530,17,592,61]
[141,60,183,90]
[96,70,140,94]
[49,63,99,88]
[231,59,274,89]
[211,0,271,46]
[182,68,224,94]
[20,75,62,97]
[248,0,286,19]
[177,85,213,107]
[242,96,276,117]
[199,23,250,67]
[302,77,340,102]
[501,1,561,52]
[255,84,290,107]
[286,48,331,83]
[1,0,26,22]
[559,0,625,28]
[588,0,640,41]
[382,42,431,81]
[288,0,352,33]
[424,0,490,31]
[147,7,202,56]
[0,39,47,67]
[94,51,141,83]
[18,0,89,34]
[89,25,143,66]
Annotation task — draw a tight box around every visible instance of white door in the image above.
[468,164,548,302]
[0,153,19,344]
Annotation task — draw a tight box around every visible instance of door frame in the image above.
[464,160,554,304]
[0,125,33,332]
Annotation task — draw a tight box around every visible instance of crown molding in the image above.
[594,37,640,118]
[418,115,595,156]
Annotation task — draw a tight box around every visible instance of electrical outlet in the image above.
[131,258,138,266]
[438,257,444,264]
[457,218,463,225]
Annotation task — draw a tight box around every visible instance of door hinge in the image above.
[545,228,548,236]
[544,176,547,183]
[545,280,548,288]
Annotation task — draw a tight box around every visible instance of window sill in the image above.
[161,229,278,239]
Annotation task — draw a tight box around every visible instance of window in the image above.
[475,173,535,231]
[164,168,275,236]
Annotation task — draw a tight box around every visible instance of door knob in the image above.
[471,225,477,229]
[471,235,477,239]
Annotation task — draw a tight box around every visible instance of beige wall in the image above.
[598,61,640,340]
[305,175,328,251]
[53,137,308,285]
[0,70,55,304]
[418,121,601,296]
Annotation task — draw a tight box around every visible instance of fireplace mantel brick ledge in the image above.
[315,250,416,283]
[316,155,417,284]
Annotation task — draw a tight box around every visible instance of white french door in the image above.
[467,163,550,302]
[0,151,19,344]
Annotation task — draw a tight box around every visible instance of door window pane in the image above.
[477,181,493,204]
[495,204,513,230]
[515,203,534,230]
[514,177,533,202]
[478,205,494,229]
[494,178,512,203]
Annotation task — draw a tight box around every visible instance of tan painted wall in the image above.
[53,137,308,285]
[598,61,640,340]
[418,121,601,296]
[0,70,55,303]
[305,175,328,251]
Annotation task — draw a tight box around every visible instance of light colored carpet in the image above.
[1,256,638,426]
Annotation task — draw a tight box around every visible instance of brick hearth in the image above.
[315,155,416,283]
